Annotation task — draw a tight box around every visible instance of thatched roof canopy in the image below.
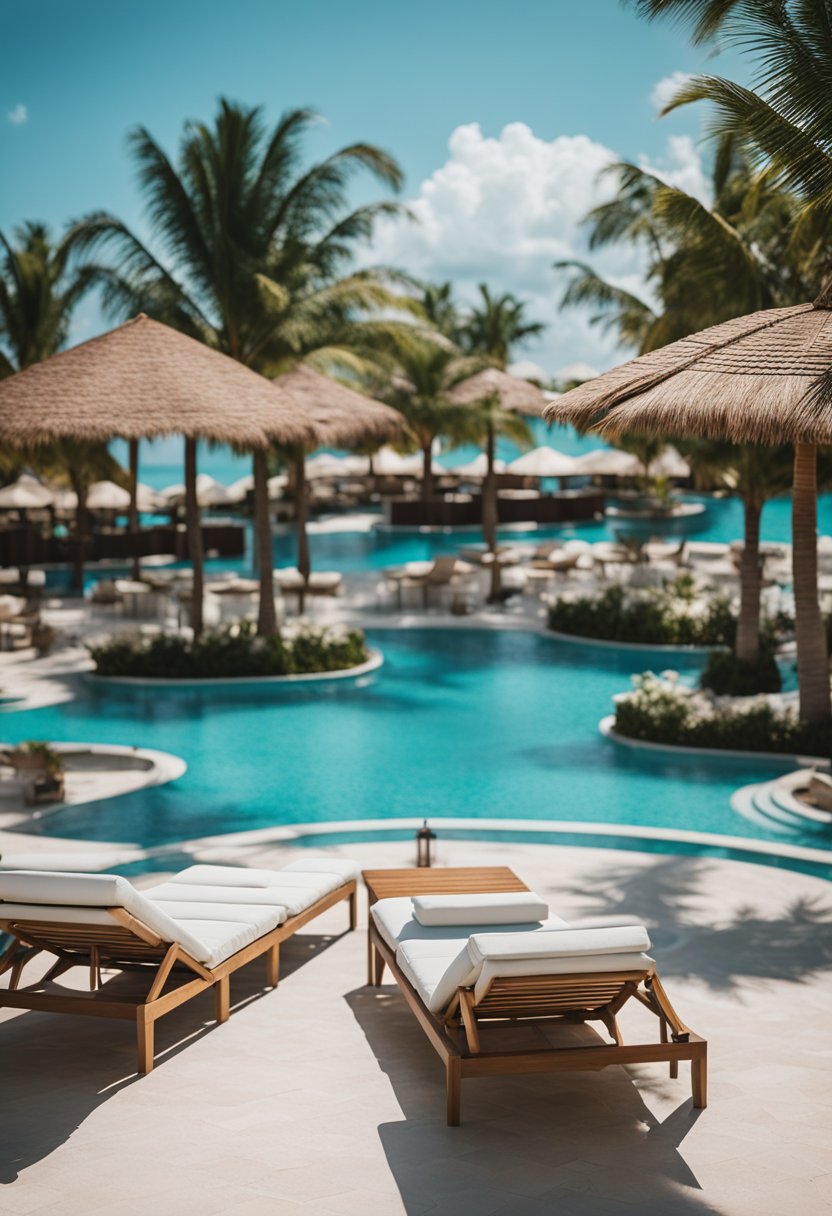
[0,315,312,448]
[271,363,403,448]
[543,291,832,444]
[448,368,548,416]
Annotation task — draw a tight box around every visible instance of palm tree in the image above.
[558,149,829,692]
[460,285,544,370]
[678,440,795,665]
[631,0,832,721]
[386,341,479,501]
[419,282,462,342]
[75,100,404,636]
[0,223,113,589]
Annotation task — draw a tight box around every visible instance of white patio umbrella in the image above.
[0,474,54,510]
[86,480,132,511]
[225,474,254,504]
[195,473,233,508]
[572,449,641,477]
[649,447,691,479]
[506,446,580,478]
[373,446,438,477]
[448,454,507,479]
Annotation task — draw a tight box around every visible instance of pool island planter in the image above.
[83,647,384,692]
[599,714,830,769]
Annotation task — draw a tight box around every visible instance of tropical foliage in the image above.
[547,578,736,648]
[88,621,369,679]
[75,100,407,635]
[614,671,828,757]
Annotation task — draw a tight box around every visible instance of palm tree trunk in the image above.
[184,436,204,638]
[421,441,433,504]
[253,448,277,636]
[70,475,88,594]
[128,437,141,581]
[295,451,310,615]
[792,442,830,723]
[483,422,501,602]
[735,497,762,665]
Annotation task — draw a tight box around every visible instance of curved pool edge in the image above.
[599,714,830,770]
[81,648,384,692]
[545,628,715,655]
[146,814,832,879]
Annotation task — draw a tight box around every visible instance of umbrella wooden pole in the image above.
[295,452,310,615]
[128,438,141,581]
[253,448,277,637]
[792,442,830,723]
[70,476,88,595]
[184,437,204,638]
[483,420,501,603]
[735,497,762,665]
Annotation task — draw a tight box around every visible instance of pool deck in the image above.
[2,838,831,1216]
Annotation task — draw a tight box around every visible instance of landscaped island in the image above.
[88,622,371,680]
[612,672,830,759]
[547,578,736,649]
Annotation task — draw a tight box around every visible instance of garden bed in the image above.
[87,622,376,682]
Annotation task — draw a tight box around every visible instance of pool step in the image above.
[732,775,832,836]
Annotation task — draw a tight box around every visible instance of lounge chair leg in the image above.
[691,1051,707,1109]
[367,933,375,985]
[266,944,280,988]
[373,946,385,986]
[659,1018,678,1078]
[446,1057,462,1127]
[137,1010,154,1075]
[215,975,230,1023]
[348,887,357,931]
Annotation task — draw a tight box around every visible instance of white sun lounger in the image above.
[368,889,707,1124]
[0,857,358,1073]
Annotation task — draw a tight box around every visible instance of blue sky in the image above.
[2,0,745,378]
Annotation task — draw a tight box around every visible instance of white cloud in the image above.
[363,121,707,377]
[7,103,28,125]
[639,134,711,204]
[651,72,693,113]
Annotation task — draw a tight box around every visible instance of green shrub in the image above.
[548,579,736,647]
[614,673,830,756]
[88,621,369,680]
[700,647,782,696]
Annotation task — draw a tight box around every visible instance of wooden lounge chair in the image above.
[387,556,473,609]
[363,867,706,1126]
[0,857,358,1074]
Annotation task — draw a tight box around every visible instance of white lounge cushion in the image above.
[165,915,277,969]
[0,870,139,907]
[0,898,212,965]
[147,882,291,911]
[371,897,568,953]
[149,901,284,929]
[396,939,479,1013]
[474,952,655,1005]
[280,858,360,882]
[166,867,340,916]
[467,925,652,966]
[411,891,549,927]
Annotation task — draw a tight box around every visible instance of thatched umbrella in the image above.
[0,314,310,635]
[448,369,547,600]
[544,287,832,723]
[268,363,403,616]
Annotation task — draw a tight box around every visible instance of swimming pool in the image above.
[1,629,824,870]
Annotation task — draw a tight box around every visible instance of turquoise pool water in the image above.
[1,629,824,870]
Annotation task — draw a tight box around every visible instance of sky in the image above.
[1,0,746,383]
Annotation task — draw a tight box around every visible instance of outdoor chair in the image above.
[387,556,473,609]
[365,877,706,1125]
[0,857,358,1074]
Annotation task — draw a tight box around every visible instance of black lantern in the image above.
[415,820,436,868]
